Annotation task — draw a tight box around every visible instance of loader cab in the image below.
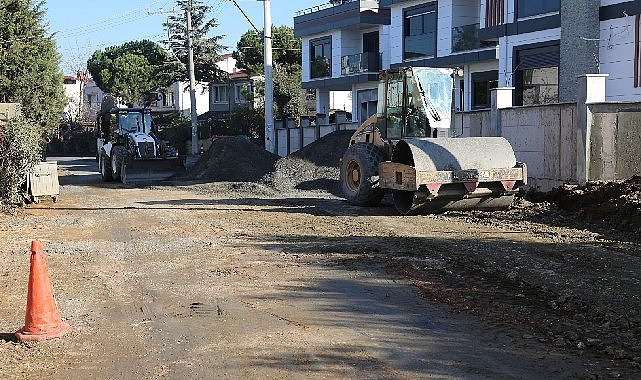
[97,108,154,143]
[377,67,453,140]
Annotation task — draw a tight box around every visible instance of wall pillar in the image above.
[316,89,330,126]
[576,74,608,184]
[490,87,514,137]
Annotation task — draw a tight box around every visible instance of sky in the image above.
[44,0,322,75]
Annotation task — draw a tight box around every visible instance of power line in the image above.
[54,1,164,37]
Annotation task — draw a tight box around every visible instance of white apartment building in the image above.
[294,0,640,123]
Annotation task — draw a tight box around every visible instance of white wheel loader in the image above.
[340,67,527,214]
[96,96,183,184]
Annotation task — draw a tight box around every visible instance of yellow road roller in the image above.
[340,67,527,214]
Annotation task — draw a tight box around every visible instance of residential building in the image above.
[294,0,640,120]
[208,54,255,121]
[63,75,105,123]
[62,75,83,122]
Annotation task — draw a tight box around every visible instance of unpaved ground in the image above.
[0,156,640,379]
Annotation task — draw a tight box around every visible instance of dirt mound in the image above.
[187,136,279,182]
[530,176,641,233]
[260,130,353,193]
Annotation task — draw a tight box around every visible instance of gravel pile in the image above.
[187,130,353,195]
[187,136,279,182]
[261,130,352,194]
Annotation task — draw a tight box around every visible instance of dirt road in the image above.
[0,157,639,379]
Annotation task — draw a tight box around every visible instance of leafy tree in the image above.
[232,26,303,120]
[0,0,66,136]
[273,64,304,119]
[163,0,226,84]
[233,26,302,75]
[87,40,172,106]
[0,114,42,207]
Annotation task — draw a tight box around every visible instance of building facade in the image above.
[294,0,640,122]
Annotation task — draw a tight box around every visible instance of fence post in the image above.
[576,74,608,184]
[490,87,513,137]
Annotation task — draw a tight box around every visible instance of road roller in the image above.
[340,67,527,214]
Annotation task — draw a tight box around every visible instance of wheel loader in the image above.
[96,95,183,184]
[340,67,527,214]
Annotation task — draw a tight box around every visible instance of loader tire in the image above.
[340,142,385,206]
[111,146,126,182]
[100,151,113,182]
[120,160,128,185]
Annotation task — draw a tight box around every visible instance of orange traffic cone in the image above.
[15,240,71,341]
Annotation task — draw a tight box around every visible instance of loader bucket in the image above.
[380,137,524,214]
[121,158,184,184]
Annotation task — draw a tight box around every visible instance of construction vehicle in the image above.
[340,67,526,214]
[96,96,182,183]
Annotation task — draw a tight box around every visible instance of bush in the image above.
[0,115,42,207]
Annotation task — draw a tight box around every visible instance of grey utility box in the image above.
[26,161,59,203]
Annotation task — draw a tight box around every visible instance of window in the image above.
[521,67,558,105]
[234,83,251,104]
[87,94,98,108]
[213,85,229,103]
[404,3,437,60]
[310,37,331,79]
[471,71,498,109]
[517,0,559,19]
[164,91,174,107]
[515,45,559,105]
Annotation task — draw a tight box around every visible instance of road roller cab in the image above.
[340,67,527,214]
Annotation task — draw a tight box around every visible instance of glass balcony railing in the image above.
[451,23,496,53]
[340,52,380,75]
[310,57,331,79]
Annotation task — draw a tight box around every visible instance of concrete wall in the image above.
[457,103,577,191]
[589,103,641,181]
[275,122,359,157]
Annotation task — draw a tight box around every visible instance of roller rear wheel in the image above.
[340,143,385,206]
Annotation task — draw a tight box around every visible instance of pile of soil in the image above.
[528,176,641,234]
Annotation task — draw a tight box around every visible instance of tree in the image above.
[233,26,302,75]
[273,64,304,119]
[163,0,227,84]
[0,0,66,137]
[87,40,172,107]
[232,26,303,119]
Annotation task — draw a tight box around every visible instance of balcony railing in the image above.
[310,57,331,79]
[341,52,380,75]
[451,23,496,53]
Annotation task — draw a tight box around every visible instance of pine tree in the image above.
[163,0,226,84]
[0,0,66,136]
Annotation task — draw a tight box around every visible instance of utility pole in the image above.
[261,0,274,153]
[187,0,199,155]
[149,5,198,154]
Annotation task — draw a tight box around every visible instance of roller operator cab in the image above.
[340,67,527,215]
[96,95,182,184]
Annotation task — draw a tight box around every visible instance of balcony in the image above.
[341,52,380,75]
[310,57,331,79]
[451,23,495,53]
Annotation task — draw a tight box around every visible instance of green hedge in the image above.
[0,115,41,207]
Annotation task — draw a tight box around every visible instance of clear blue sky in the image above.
[44,0,321,75]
